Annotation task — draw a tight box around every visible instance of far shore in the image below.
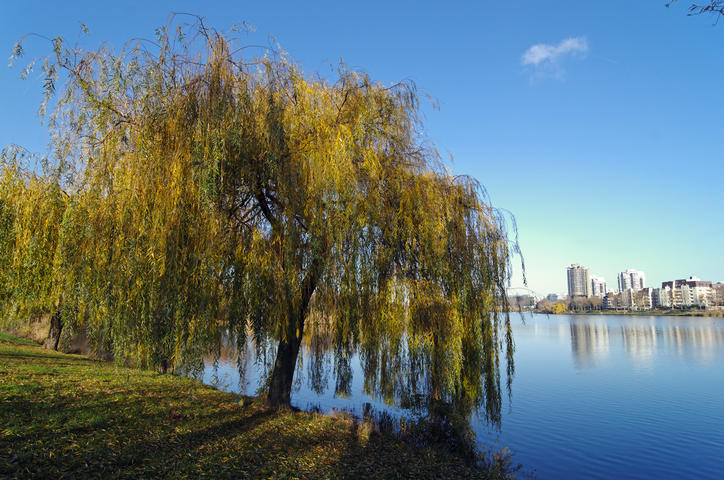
[528,309,723,318]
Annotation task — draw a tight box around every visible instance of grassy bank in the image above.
[0,332,515,479]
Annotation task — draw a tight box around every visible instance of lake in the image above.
[201,313,724,479]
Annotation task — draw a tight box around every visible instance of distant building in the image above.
[567,264,590,298]
[714,283,724,306]
[634,288,654,310]
[590,276,607,297]
[603,291,622,310]
[509,294,536,310]
[618,269,646,292]
[547,293,568,302]
[621,289,634,309]
[660,276,713,308]
[661,276,711,290]
[652,287,671,308]
[616,287,653,310]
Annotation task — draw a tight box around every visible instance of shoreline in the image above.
[0,331,517,479]
[529,309,723,318]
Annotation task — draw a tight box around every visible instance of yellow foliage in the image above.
[2,17,515,420]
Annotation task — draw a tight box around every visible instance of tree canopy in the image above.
[2,16,516,422]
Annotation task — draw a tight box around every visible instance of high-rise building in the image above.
[567,264,590,298]
[618,269,646,292]
[590,276,607,297]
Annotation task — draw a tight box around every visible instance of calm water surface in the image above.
[201,314,724,479]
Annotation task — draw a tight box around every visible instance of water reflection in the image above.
[569,320,610,369]
[206,315,724,407]
[569,316,724,369]
[201,318,507,426]
[620,322,658,368]
[200,314,724,479]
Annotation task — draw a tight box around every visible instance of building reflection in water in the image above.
[569,320,610,369]
[569,317,724,369]
[620,321,658,369]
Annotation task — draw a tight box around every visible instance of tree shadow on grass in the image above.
[0,351,96,363]
[0,341,513,479]
[1,395,511,479]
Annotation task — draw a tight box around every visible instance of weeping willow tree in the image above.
[5,17,516,420]
[0,160,67,349]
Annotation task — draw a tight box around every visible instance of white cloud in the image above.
[521,37,588,79]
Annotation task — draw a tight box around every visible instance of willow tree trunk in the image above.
[267,332,303,407]
[266,265,319,408]
[48,308,63,351]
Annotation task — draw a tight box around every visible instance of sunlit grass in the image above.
[0,333,508,479]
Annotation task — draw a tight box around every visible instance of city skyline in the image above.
[542,263,720,298]
[555,262,722,308]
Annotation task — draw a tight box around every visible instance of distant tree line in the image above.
[536,297,603,314]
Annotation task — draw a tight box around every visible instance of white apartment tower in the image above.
[618,269,646,292]
[567,264,590,298]
[590,276,607,297]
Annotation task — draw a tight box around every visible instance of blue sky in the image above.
[1,1,722,296]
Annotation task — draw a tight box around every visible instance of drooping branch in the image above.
[667,1,724,17]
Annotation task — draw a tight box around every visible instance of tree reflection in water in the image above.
[206,304,514,453]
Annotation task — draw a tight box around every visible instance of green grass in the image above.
[0,333,513,479]
[0,331,39,346]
